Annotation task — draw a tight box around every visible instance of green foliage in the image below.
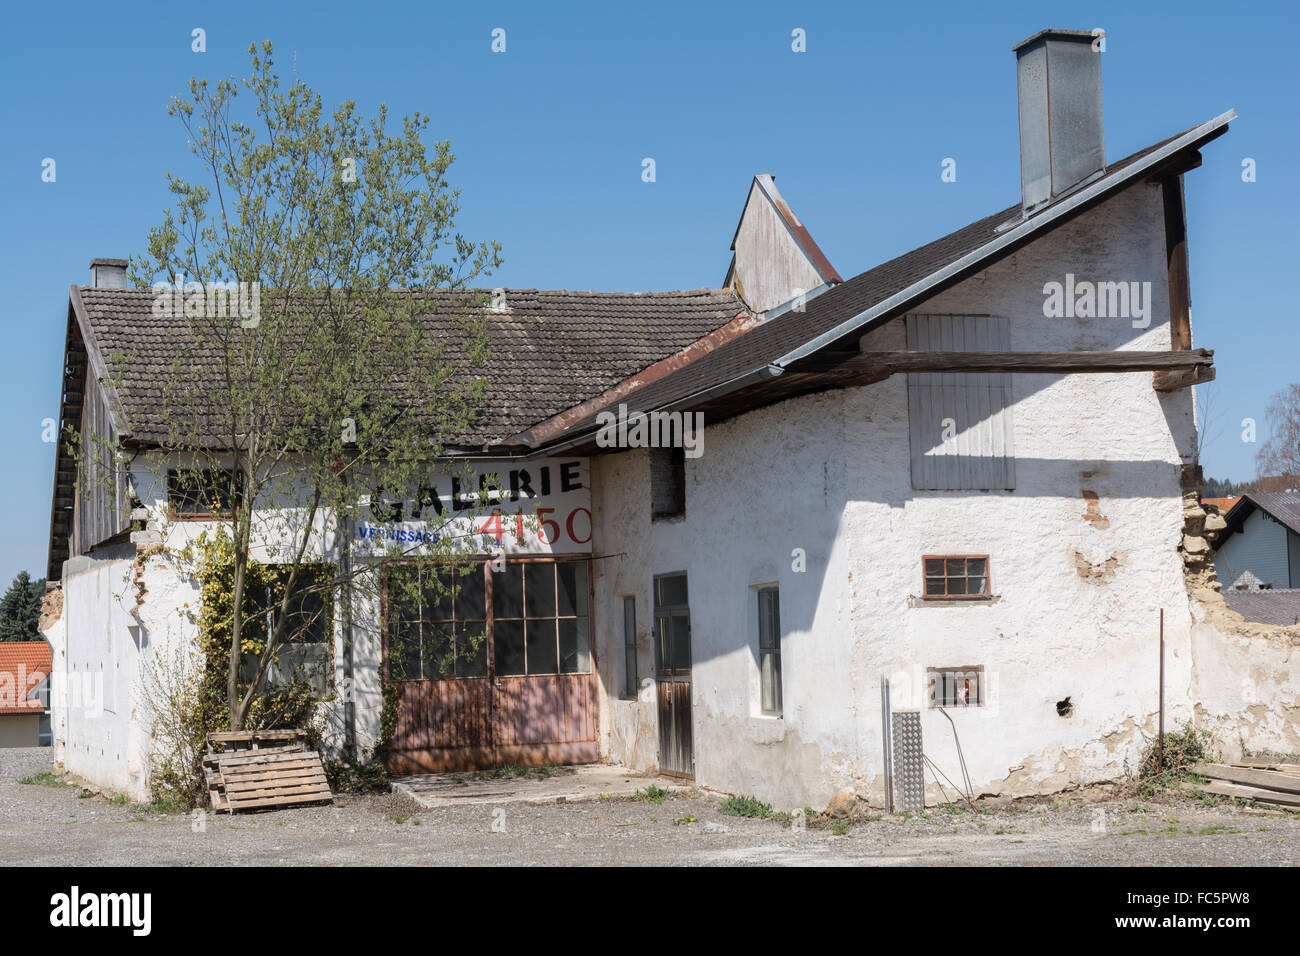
[719,795,774,818]
[147,533,329,809]
[19,772,65,787]
[1138,722,1217,795]
[634,785,669,804]
[0,571,44,642]
[123,41,502,731]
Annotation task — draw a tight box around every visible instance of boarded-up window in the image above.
[906,315,1015,491]
[650,447,685,519]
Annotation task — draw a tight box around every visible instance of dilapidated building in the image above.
[43,29,1300,809]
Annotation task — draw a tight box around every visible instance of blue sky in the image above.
[0,0,1296,584]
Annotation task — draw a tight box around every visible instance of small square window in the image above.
[168,468,242,518]
[928,667,984,707]
[922,555,990,599]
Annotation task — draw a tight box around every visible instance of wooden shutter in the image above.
[906,314,1016,491]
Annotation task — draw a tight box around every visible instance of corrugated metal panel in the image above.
[906,315,1015,491]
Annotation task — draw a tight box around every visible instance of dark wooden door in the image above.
[384,558,598,774]
[653,573,693,778]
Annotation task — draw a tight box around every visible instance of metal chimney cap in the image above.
[1012,28,1099,52]
[88,257,129,268]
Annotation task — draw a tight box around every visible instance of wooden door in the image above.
[653,573,693,778]
[383,558,597,774]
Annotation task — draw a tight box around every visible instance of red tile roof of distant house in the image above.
[0,641,51,715]
[1201,496,1240,513]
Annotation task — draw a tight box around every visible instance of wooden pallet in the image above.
[203,731,333,813]
[1189,762,1300,809]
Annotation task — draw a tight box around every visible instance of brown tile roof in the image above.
[0,642,51,716]
[73,287,747,447]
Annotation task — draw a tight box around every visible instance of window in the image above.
[928,667,984,707]
[922,555,990,599]
[239,565,333,694]
[168,468,242,518]
[387,564,488,680]
[906,314,1015,491]
[493,561,591,676]
[387,560,592,681]
[756,586,782,716]
[650,447,685,520]
[653,573,690,675]
[621,595,638,699]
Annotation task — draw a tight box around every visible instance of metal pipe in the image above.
[1158,608,1165,773]
[881,677,894,813]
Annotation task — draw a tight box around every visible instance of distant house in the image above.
[1200,496,1240,515]
[1213,493,1300,590]
[0,642,52,747]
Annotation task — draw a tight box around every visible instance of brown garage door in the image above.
[383,557,598,773]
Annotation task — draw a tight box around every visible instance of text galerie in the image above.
[367,461,585,523]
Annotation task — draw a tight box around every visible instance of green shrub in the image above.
[720,795,773,818]
[1138,723,1216,795]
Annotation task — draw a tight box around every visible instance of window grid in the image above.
[928,667,984,707]
[922,555,990,599]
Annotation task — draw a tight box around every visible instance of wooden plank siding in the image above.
[906,314,1016,491]
[69,368,130,557]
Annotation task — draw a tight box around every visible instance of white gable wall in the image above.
[593,181,1202,808]
[1214,509,1293,589]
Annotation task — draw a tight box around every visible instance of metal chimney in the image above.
[1014,29,1105,215]
[89,257,129,289]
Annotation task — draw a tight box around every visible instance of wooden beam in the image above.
[1154,364,1215,392]
[1192,763,1300,795]
[792,348,1214,376]
[1163,175,1193,350]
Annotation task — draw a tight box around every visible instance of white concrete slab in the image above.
[391,764,691,808]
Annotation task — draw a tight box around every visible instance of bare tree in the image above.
[1256,383,1300,486]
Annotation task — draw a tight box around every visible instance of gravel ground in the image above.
[3,748,1298,866]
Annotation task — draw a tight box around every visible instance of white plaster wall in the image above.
[593,182,1206,809]
[1188,614,1300,758]
[593,389,859,810]
[55,543,201,800]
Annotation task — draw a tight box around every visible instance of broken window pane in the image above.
[525,563,556,618]
[494,619,526,676]
[559,619,590,674]
[526,618,558,675]
[457,622,489,678]
[493,564,523,619]
[557,562,588,617]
